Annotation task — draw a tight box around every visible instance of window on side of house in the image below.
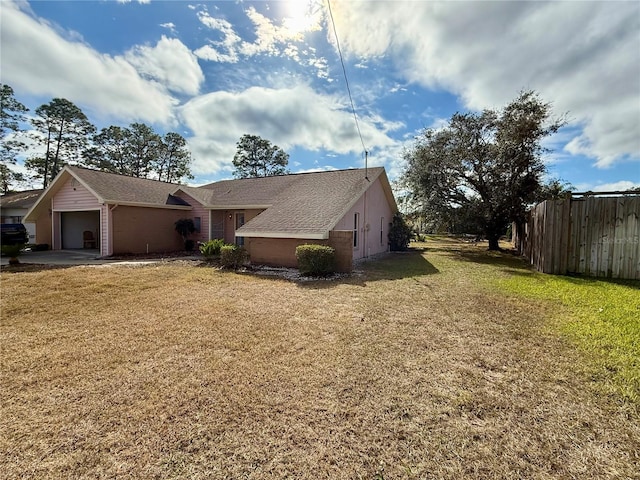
[193,216,201,233]
[235,213,245,246]
[353,212,359,248]
[380,217,384,245]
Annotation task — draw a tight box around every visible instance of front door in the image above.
[235,213,245,246]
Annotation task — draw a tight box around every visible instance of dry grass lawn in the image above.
[1,237,638,479]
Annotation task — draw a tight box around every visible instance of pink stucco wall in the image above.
[332,176,394,260]
[175,192,210,244]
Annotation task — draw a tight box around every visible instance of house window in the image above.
[193,216,201,233]
[380,217,384,245]
[353,212,359,248]
[235,213,245,246]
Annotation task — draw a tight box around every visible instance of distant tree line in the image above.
[0,84,193,192]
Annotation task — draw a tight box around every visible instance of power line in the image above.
[326,0,368,158]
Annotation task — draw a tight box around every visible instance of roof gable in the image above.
[24,166,193,222]
[233,167,393,239]
[68,166,185,206]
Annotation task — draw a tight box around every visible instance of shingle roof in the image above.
[179,168,393,238]
[234,167,388,238]
[197,174,299,207]
[25,165,397,239]
[69,166,180,206]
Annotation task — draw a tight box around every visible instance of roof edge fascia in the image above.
[238,231,328,240]
[206,204,271,210]
[102,200,192,210]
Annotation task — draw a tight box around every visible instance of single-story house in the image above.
[24,165,398,271]
[0,189,44,243]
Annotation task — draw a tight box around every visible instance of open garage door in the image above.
[61,211,100,249]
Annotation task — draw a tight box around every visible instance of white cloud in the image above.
[1,1,176,124]
[125,35,204,96]
[330,1,640,168]
[240,6,304,57]
[593,181,640,192]
[194,12,242,63]
[159,22,176,34]
[194,6,328,75]
[179,85,398,175]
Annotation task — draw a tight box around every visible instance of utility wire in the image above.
[326,0,368,156]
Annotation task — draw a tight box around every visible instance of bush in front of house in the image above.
[1,243,25,265]
[199,239,227,260]
[388,212,413,251]
[174,218,196,251]
[220,244,249,269]
[296,244,336,276]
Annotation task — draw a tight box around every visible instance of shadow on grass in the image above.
[442,245,533,272]
[359,248,439,280]
[560,274,640,289]
[295,248,439,290]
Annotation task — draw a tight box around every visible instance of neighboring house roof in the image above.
[24,165,398,240]
[0,189,44,210]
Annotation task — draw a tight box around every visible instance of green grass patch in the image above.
[497,272,640,403]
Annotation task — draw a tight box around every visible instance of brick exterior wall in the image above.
[111,206,186,254]
[245,230,354,272]
[328,230,353,273]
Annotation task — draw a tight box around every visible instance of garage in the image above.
[61,211,100,249]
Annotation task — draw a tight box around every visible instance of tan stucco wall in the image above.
[245,230,353,272]
[223,209,263,244]
[35,214,52,246]
[111,206,186,254]
[328,230,354,272]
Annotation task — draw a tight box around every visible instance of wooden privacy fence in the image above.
[514,195,640,279]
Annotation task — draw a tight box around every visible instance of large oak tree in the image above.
[402,91,565,250]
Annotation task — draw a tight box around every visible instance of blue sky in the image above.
[1,0,639,191]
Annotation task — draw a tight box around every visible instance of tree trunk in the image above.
[514,220,525,254]
[487,234,500,251]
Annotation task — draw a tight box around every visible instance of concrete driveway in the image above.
[0,249,189,267]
